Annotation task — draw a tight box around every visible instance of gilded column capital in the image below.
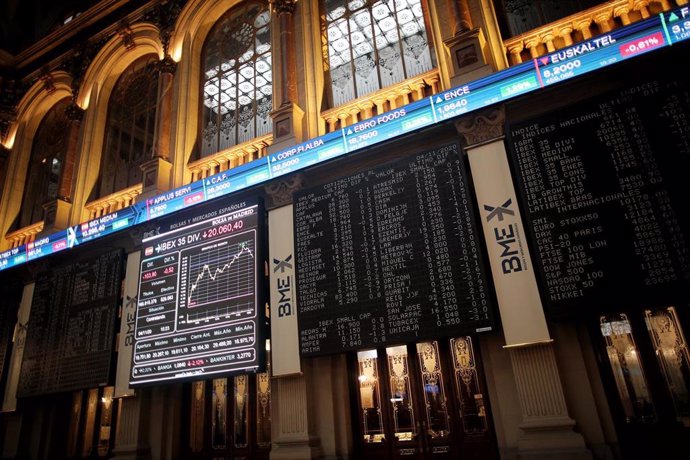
[264,174,304,208]
[454,106,505,148]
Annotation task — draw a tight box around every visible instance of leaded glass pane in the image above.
[323,0,433,107]
[450,336,488,434]
[600,314,656,423]
[416,341,451,438]
[644,306,690,425]
[256,369,271,446]
[386,345,415,441]
[20,98,70,227]
[100,55,159,197]
[234,375,249,448]
[212,378,227,449]
[357,349,385,443]
[190,381,205,452]
[200,2,272,158]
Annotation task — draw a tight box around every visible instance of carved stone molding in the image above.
[63,41,102,100]
[264,174,304,208]
[0,78,24,143]
[39,67,57,94]
[116,20,136,51]
[455,106,505,148]
[157,54,177,75]
[147,0,186,56]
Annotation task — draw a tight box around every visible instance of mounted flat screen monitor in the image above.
[129,199,265,386]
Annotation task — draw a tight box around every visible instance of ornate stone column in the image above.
[268,0,305,153]
[443,0,493,85]
[456,108,591,459]
[140,1,182,200]
[111,389,153,460]
[139,56,175,199]
[41,102,84,234]
[265,177,325,460]
[448,0,473,35]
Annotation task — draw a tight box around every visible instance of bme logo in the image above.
[484,199,523,274]
[273,255,293,317]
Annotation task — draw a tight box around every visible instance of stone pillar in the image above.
[112,391,152,460]
[270,374,325,460]
[443,0,493,86]
[448,0,473,35]
[268,0,305,153]
[40,102,83,235]
[265,177,324,460]
[59,103,84,200]
[456,108,591,459]
[153,56,176,161]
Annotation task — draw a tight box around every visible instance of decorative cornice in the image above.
[270,0,297,15]
[455,106,505,148]
[264,174,304,208]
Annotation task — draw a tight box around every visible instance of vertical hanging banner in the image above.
[2,283,34,412]
[114,251,140,398]
[468,141,551,346]
[269,205,301,376]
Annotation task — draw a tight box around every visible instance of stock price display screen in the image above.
[130,200,264,386]
[295,144,493,356]
[509,76,690,313]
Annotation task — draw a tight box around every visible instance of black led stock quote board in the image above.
[294,143,494,356]
[129,199,265,386]
[509,76,690,313]
[18,249,123,397]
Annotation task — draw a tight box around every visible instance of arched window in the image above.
[99,55,159,197]
[19,98,70,228]
[199,2,272,158]
[323,0,435,107]
[494,0,602,38]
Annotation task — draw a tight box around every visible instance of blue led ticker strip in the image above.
[1,7,688,272]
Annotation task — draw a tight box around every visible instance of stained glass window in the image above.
[200,1,272,158]
[100,55,159,197]
[20,98,70,227]
[323,0,434,107]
